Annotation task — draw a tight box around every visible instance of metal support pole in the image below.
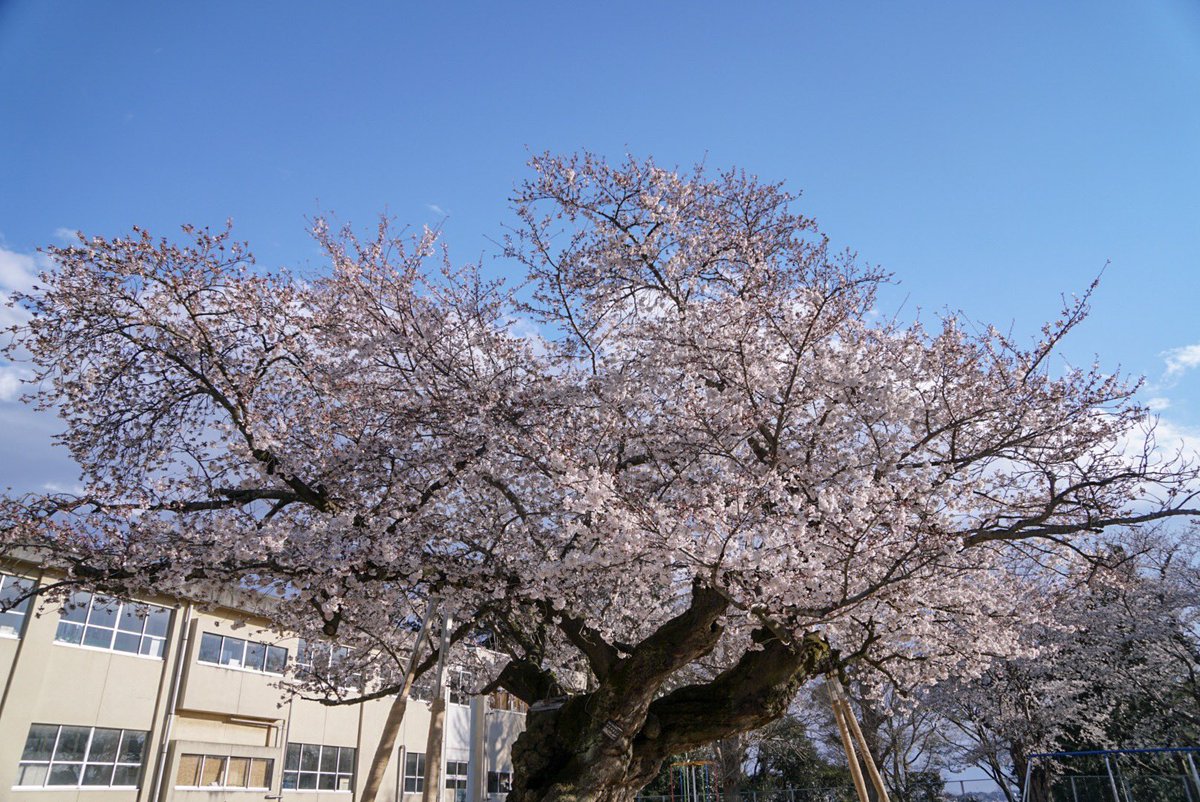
[1105,756,1122,802]
[1188,753,1200,798]
[1020,760,1033,802]
[1069,776,1078,802]
[1114,755,1133,802]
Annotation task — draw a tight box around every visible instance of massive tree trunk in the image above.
[495,585,834,802]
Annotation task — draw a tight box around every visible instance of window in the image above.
[197,631,287,674]
[488,770,513,795]
[410,672,436,702]
[0,572,34,637]
[403,751,425,793]
[448,668,473,705]
[282,743,355,791]
[175,753,272,789]
[446,760,469,795]
[55,591,170,658]
[295,638,352,673]
[16,724,146,788]
[295,638,360,686]
[488,690,528,714]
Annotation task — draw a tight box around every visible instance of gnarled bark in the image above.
[498,585,834,802]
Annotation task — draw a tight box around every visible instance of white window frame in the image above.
[0,572,35,639]
[54,590,170,659]
[445,759,469,791]
[448,667,473,705]
[403,751,425,794]
[174,753,273,790]
[14,724,146,789]
[282,742,356,792]
[197,631,288,675]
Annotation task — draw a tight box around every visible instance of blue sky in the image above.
[1,1,1199,493]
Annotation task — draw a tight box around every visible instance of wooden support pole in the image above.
[830,676,892,802]
[831,687,871,802]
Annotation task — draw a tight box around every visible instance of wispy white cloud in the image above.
[0,246,40,291]
[0,367,23,402]
[1152,417,1200,463]
[53,227,80,243]
[1147,397,1172,411]
[1164,344,1200,378]
[426,203,448,217]
[0,245,48,329]
[41,481,84,495]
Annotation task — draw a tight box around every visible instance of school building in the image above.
[0,560,526,802]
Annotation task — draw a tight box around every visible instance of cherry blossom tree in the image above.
[3,153,1198,802]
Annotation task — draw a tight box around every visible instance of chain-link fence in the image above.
[637,778,1011,802]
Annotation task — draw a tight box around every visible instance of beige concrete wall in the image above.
[486,710,524,773]
[0,630,21,707]
[177,614,291,722]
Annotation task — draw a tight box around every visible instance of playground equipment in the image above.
[1021,747,1200,802]
[669,760,721,802]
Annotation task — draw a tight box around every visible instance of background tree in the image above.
[3,153,1198,802]
[933,529,1200,801]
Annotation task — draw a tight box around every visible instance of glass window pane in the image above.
[22,724,58,761]
[298,771,318,789]
[17,762,49,787]
[300,743,320,771]
[226,756,250,788]
[55,620,83,644]
[113,631,141,654]
[243,641,266,671]
[54,726,91,761]
[60,591,91,623]
[220,636,244,667]
[117,606,145,633]
[141,636,165,658]
[249,758,271,788]
[87,728,121,762]
[320,745,338,772]
[200,755,226,786]
[176,754,201,786]
[318,772,336,790]
[198,632,221,663]
[285,743,301,770]
[48,762,82,785]
[0,575,33,612]
[82,763,116,786]
[338,746,356,773]
[87,596,120,628]
[144,606,170,637]
[283,771,298,789]
[113,763,141,786]
[338,775,352,790]
[119,731,146,763]
[83,624,114,649]
[266,645,288,673]
[0,609,24,637]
